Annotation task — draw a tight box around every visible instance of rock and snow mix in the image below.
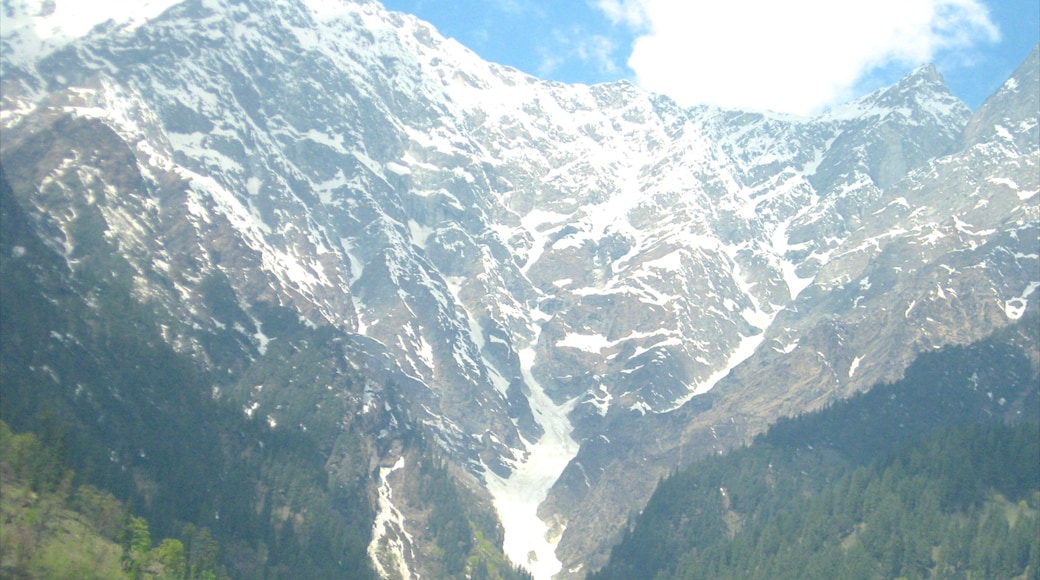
[2,1,1036,577]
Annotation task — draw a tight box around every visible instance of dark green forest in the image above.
[0,167,378,578]
[591,326,1040,580]
[1,420,227,579]
[398,437,534,580]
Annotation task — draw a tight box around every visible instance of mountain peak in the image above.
[873,63,962,110]
[903,62,942,85]
[816,63,963,124]
[959,43,1040,152]
[0,0,181,65]
[1,2,1035,579]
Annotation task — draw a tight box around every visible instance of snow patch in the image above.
[484,344,578,580]
[770,218,814,300]
[666,331,765,411]
[986,176,1018,191]
[587,386,613,416]
[416,333,435,371]
[629,400,652,415]
[385,161,411,176]
[254,322,271,355]
[556,332,612,353]
[904,299,917,318]
[953,216,995,237]
[1004,282,1040,320]
[848,356,862,378]
[774,340,799,354]
[407,219,435,249]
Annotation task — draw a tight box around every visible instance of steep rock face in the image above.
[960,44,1040,153]
[545,48,1040,576]
[435,55,974,427]
[3,0,535,475]
[2,0,1036,577]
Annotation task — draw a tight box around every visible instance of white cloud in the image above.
[597,0,999,115]
[539,28,623,77]
[592,0,648,28]
[575,34,623,75]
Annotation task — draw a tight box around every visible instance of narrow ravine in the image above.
[484,344,580,580]
[368,457,413,579]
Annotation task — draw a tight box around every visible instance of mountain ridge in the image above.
[1,1,1037,577]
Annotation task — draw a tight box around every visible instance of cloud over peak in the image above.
[595,0,1000,115]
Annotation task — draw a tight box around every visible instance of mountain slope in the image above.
[1,0,1036,577]
[545,47,1040,575]
[589,318,1039,579]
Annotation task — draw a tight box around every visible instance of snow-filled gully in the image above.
[368,457,414,579]
[484,344,579,580]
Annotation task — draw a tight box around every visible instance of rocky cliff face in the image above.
[544,48,1040,575]
[2,0,1036,577]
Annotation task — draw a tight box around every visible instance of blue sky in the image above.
[381,0,1039,115]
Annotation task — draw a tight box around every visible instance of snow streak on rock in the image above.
[2,1,1036,576]
[484,343,579,580]
[369,458,414,580]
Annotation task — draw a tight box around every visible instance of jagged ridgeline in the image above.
[1,0,1037,575]
[589,322,1040,580]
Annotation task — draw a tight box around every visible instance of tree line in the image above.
[1,420,226,579]
[591,326,1039,579]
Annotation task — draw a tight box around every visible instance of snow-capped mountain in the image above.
[2,0,1036,577]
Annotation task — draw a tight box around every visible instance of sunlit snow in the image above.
[1004,281,1039,320]
[556,332,612,353]
[1,0,180,63]
[848,356,862,378]
[484,345,579,580]
[665,331,767,412]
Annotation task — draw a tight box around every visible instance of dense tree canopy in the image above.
[591,329,1039,580]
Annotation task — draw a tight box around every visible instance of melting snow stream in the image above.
[369,457,414,579]
[484,345,580,580]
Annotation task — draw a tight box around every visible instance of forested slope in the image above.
[591,323,1040,580]
[1,163,533,578]
[0,169,378,578]
[0,420,230,579]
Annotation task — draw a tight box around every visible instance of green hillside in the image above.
[591,326,1040,580]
